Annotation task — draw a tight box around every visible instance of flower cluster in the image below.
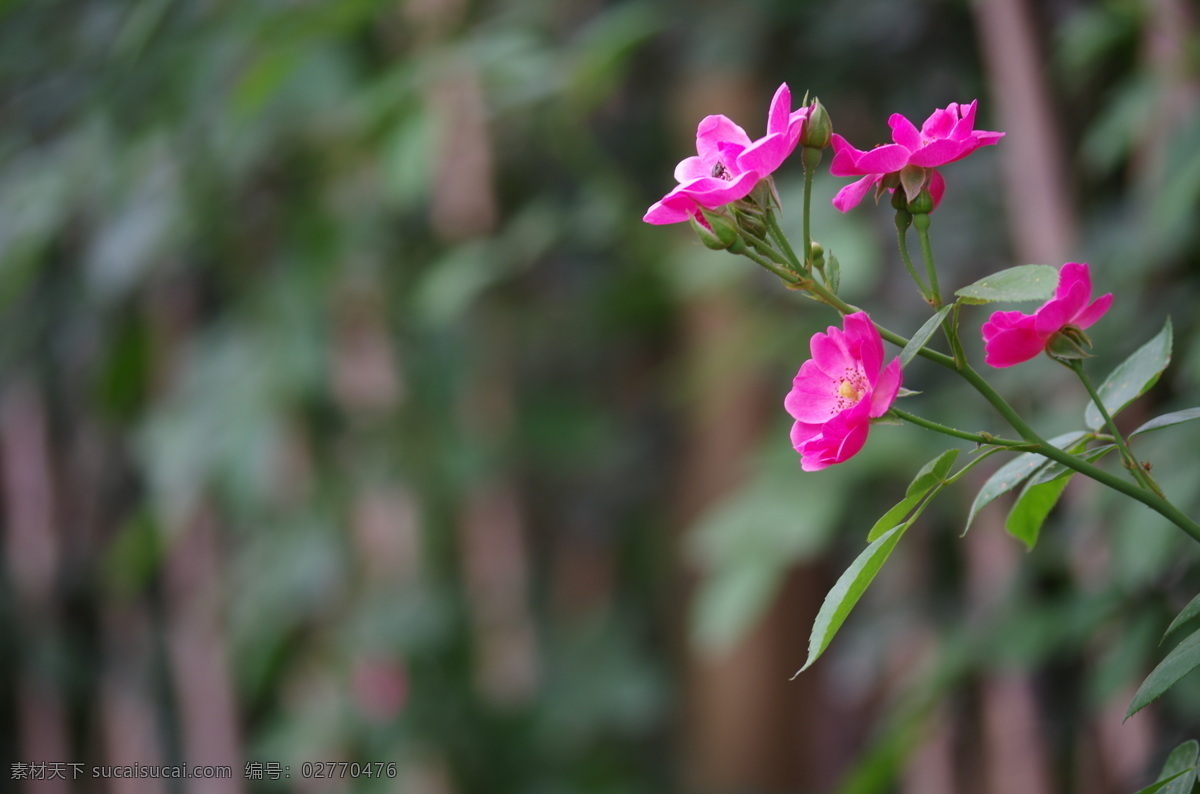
[645,90,1120,472]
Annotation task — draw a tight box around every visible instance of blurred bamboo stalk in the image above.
[2,381,70,794]
[163,504,243,794]
[971,2,1081,790]
[973,0,1078,265]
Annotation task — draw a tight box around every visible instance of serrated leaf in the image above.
[1127,628,1200,720]
[1165,593,1200,641]
[1005,471,1073,550]
[1133,407,1200,436]
[964,431,1087,532]
[796,524,907,675]
[1085,319,1172,429]
[954,264,1059,305]
[899,306,953,368]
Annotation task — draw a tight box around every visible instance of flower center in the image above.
[832,369,868,412]
[710,161,732,180]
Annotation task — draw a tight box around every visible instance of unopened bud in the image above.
[905,188,935,216]
[800,98,832,150]
[689,208,740,250]
[809,241,825,271]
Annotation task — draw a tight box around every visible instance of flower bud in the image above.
[689,208,741,250]
[809,241,825,271]
[905,188,935,215]
[800,98,832,150]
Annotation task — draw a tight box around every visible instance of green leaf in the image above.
[1159,740,1199,781]
[899,306,953,368]
[964,431,1086,532]
[954,264,1059,304]
[797,524,907,675]
[1165,593,1200,641]
[866,493,923,543]
[1131,740,1200,794]
[865,449,959,542]
[1024,442,1110,488]
[1133,407,1200,436]
[1005,471,1074,550]
[825,250,841,294]
[1127,628,1200,719]
[906,448,960,497]
[1085,319,1173,430]
[1130,769,1194,794]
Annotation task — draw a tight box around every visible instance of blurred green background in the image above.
[2,0,1200,792]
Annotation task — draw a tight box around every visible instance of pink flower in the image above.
[785,312,902,471]
[644,83,811,225]
[830,100,1003,212]
[981,262,1113,368]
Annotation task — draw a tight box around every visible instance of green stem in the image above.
[737,242,801,284]
[1069,360,1165,496]
[913,212,941,307]
[952,362,1200,544]
[801,146,822,269]
[764,212,804,273]
[774,242,1200,542]
[894,211,929,297]
[889,407,1028,448]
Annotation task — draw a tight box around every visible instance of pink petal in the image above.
[643,195,696,225]
[736,132,790,177]
[842,312,882,377]
[829,134,870,176]
[1074,293,1113,329]
[810,326,854,378]
[982,311,1046,368]
[832,175,878,212]
[907,138,972,168]
[853,144,912,174]
[674,155,709,183]
[868,358,902,418]
[927,170,946,208]
[790,419,822,451]
[949,100,978,136]
[888,113,921,150]
[683,170,761,208]
[767,83,791,137]
[695,115,752,162]
[921,105,959,139]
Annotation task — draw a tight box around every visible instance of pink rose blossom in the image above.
[981,262,1113,368]
[644,83,811,225]
[785,312,902,471]
[829,100,1003,212]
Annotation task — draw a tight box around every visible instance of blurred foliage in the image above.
[0,0,1199,793]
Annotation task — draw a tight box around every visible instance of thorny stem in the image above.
[888,407,1028,448]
